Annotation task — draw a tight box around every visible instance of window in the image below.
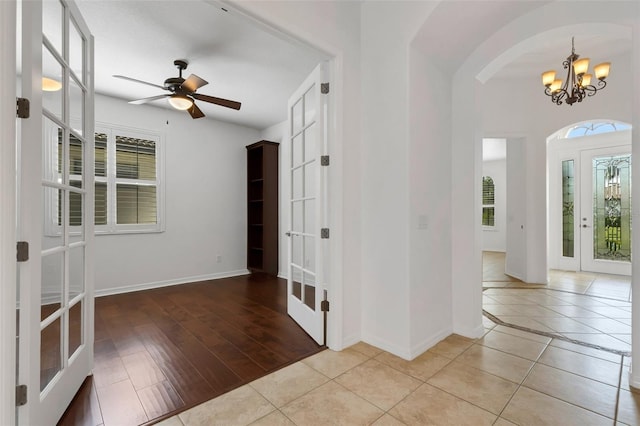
[45,123,163,235]
[482,176,495,227]
[96,127,163,233]
[565,121,631,139]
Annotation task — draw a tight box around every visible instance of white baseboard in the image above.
[95,269,251,298]
[409,327,454,359]
[361,332,413,360]
[341,333,361,350]
[453,322,485,339]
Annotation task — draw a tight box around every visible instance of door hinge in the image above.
[321,228,330,239]
[16,97,30,119]
[17,241,29,262]
[16,385,27,406]
[321,300,330,312]
[321,82,329,94]
[320,155,330,166]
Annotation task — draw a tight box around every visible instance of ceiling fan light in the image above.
[168,95,193,110]
[42,77,62,92]
[594,62,611,80]
[542,70,556,87]
[573,58,590,76]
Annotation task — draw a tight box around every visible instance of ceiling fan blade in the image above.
[192,93,241,110]
[188,102,205,119]
[113,75,166,90]
[181,74,208,93]
[128,94,170,105]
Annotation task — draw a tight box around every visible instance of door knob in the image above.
[285,231,291,237]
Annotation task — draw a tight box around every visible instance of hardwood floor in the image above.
[57,273,324,426]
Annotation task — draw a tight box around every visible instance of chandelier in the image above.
[541,37,611,106]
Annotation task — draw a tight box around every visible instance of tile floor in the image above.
[482,251,632,355]
[150,253,639,425]
[155,331,640,425]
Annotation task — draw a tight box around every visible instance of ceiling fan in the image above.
[114,59,241,119]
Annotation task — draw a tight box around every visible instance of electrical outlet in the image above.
[216,255,222,263]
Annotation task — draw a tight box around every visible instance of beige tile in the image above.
[371,414,406,425]
[617,389,640,425]
[502,387,611,426]
[249,411,295,426]
[280,381,383,425]
[179,385,275,426]
[561,333,631,353]
[389,383,496,426]
[574,317,632,334]
[375,349,451,381]
[301,348,368,378]
[493,418,517,426]
[155,416,184,426]
[335,359,421,411]
[545,304,606,318]
[427,361,518,414]
[492,325,552,344]
[250,361,329,407]
[456,344,534,383]
[538,345,621,386]
[429,334,474,359]
[479,330,548,361]
[549,338,623,364]
[523,363,617,418]
[533,316,601,333]
[348,341,384,358]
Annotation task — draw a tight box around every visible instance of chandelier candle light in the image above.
[542,37,610,106]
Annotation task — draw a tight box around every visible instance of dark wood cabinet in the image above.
[246,141,279,275]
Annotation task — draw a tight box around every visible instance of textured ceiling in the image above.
[74,0,328,130]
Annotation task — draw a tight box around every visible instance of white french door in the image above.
[17,1,94,424]
[579,146,631,275]
[286,63,329,345]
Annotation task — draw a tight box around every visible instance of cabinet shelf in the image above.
[246,141,278,275]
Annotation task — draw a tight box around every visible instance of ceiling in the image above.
[74,0,328,130]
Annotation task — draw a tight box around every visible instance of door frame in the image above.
[0,1,17,424]
[547,127,632,274]
[218,1,345,350]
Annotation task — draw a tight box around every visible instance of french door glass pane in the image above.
[41,317,62,391]
[68,301,83,359]
[592,154,631,261]
[42,0,63,55]
[69,77,84,135]
[304,85,316,125]
[42,44,63,120]
[302,270,315,311]
[303,124,316,163]
[41,252,63,321]
[69,18,84,82]
[562,160,575,257]
[69,246,84,301]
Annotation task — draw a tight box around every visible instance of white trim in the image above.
[452,323,486,340]
[95,269,251,298]
[361,332,413,360]
[0,1,17,423]
[408,327,454,360]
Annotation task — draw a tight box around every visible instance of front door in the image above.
[286,63,329,345]
[580,146,632,275]
[17,1,95,424]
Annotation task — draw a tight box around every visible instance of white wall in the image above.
[482,158,506,252]
[93,94,260,295]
